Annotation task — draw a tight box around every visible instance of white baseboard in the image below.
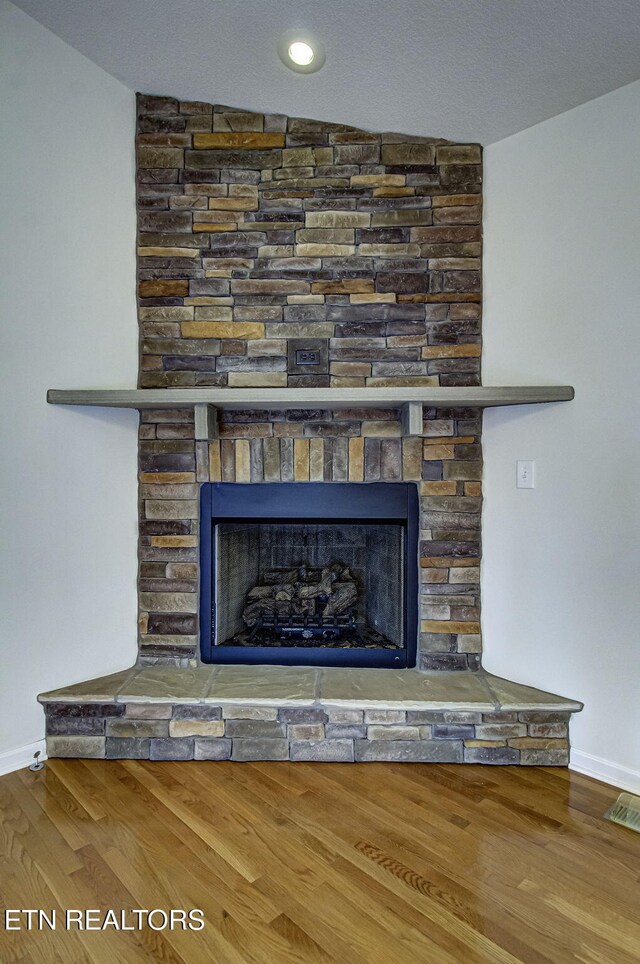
[570,748,640,794]
[0,740,47,776]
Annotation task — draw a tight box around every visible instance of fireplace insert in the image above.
[200,482,418,668]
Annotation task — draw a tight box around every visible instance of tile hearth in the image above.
[40,666,581,765]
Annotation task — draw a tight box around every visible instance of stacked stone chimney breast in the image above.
[136,95,483,669]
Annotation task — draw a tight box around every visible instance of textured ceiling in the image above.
[11,0,640,144]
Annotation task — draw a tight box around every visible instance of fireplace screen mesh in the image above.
[214,522,404,649]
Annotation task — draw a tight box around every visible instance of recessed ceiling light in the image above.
[278,31,326,74]
[288,41,314,67]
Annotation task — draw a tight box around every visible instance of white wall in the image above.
[0,1,138,766]
[483,79,640,788]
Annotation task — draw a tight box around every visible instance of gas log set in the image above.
[240,563,360,645]
[228,562,398,649]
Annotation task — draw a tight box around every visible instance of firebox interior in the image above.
[215,522,404,649]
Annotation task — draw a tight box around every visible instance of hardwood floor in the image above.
[1,760,638,963]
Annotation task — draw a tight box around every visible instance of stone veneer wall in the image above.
[136,95,483,669]
[45,703,571,766]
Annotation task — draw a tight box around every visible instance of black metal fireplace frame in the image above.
[200,482,419,668]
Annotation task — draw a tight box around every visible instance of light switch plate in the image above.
[516,460,535,489]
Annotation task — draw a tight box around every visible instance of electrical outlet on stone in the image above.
[287,338,329,375]
[516,460,535,489]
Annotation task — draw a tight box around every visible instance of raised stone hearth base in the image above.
[40,666,581,765]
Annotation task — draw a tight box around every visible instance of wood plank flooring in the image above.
[1,760,638,963]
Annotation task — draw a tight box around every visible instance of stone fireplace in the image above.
[39,94,581,766]
[136,94,483,671]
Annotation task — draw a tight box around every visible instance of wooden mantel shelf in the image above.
[47,386,574,438]
[47,385,574,410]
